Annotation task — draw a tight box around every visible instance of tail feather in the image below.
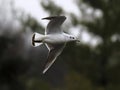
[32,32,44,47]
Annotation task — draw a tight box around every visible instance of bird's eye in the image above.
[70,36,74,39]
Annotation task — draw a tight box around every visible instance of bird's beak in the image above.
[76,37,80,42]
[76,39,80,42]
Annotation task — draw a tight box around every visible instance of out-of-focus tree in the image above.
[0,0,48,90]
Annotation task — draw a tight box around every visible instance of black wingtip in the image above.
[32,33,35,46]
[42,16,66,20]
[42,16,56,20]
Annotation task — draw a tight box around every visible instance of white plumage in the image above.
[32,16,80,74]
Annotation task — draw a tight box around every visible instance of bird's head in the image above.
[69,35,80,42]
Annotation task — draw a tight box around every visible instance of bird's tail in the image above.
[32,32,44,47]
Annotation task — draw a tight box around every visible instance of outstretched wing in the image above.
[42,43,65,74]
[42,16,66,34]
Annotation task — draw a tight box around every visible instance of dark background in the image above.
[0,0,120,90]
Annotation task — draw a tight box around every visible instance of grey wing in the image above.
[42,16,66,34]
[42,43,65,74]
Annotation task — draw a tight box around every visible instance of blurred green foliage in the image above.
[0,0,120,90]
[41,1,64,15]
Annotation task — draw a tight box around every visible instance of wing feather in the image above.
[42,16,66,34]
[42,43,65,74]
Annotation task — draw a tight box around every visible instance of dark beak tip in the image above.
[76,40,80,42]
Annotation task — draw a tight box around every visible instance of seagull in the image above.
[32,16,80,74]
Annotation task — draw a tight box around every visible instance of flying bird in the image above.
[32,16,80,74]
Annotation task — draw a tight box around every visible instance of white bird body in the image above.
[32,16,80,74]
[38,33,76,44]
